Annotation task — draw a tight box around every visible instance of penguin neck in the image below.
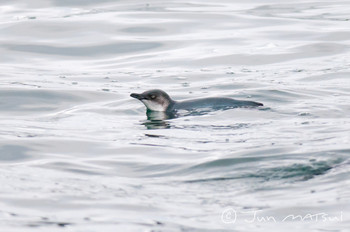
[165,99,177,112]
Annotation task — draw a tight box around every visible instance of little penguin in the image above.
[130,89,263,112]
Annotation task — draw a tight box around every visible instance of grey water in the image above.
[0,0,350,231]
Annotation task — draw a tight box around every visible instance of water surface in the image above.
[0,0,349,231]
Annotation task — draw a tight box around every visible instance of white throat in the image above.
[141,99,166,111]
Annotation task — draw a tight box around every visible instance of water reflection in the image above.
[142,110,176,129]
[146,110,177,120]
[141,109,227,129]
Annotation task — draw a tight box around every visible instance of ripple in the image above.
[0,145,31,162]
[0,89,113,115]
[4,42,162,57]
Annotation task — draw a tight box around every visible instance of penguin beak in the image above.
[130,93,146,100]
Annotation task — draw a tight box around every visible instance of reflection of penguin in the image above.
[130,89,263,113]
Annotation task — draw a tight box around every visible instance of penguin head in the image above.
[130,89,174,112]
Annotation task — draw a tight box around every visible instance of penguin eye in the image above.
[150,95,156,99]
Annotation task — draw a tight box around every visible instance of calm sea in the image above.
[0,0,349,231]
